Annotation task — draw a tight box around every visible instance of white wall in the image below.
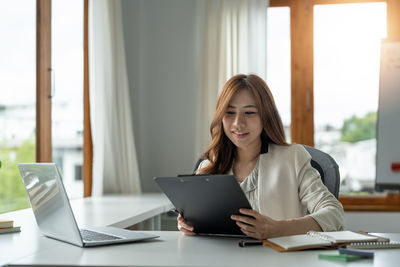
[121,0,202,192]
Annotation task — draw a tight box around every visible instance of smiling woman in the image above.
[222,90,263,175]
[199,74,288,176]
[222,90,264,182]
[177,74,345,240]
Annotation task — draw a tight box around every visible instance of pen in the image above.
[339,247,374,258]
[238,241,263,247]
[172,209,179,214]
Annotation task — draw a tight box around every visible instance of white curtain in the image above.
[89,0,141,195]
[196,0,269,154]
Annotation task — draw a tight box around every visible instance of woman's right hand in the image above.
[177,214,195,235]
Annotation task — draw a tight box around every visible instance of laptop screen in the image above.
[18,163,83,246]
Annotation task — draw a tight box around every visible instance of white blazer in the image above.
[257,144,344,231]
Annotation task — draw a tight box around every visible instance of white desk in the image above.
[1,194,400,267]
[5,232,400,267]
[0,194,173,266]
[69,194,174,229]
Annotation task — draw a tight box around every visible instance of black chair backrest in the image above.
[303,145,340,199]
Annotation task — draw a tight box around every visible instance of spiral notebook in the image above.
[347,240,400,249]
[263,231,381,252]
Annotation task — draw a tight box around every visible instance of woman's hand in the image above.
[177,214,196,236]
[231,209,281,240]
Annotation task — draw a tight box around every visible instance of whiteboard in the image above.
[376,39,400,190]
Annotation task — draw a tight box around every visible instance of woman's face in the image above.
[222,89,263,151]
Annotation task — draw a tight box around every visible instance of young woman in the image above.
[177,74,344,240]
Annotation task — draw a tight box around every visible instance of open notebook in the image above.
[263,231,382,252]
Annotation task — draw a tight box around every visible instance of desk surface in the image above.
[6,232,400,267]
[0,194,173,266]
[1,194,400,267]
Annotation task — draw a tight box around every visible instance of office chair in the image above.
[303,145,340,199]
[192,145,340,199]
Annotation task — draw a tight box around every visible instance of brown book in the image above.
[263,231,383,252]
[0,220,13,229]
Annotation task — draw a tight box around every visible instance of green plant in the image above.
[340,112,377,143]
[0,139,34,214]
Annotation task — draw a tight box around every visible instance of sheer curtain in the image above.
[196,0,269,154]
[89,0,141,195]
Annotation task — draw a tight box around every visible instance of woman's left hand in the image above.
[231,209,281,240]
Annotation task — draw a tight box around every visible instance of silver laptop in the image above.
[18,163,158,247]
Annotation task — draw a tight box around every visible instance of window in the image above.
[266,7,291,142]
[0,1,35,213]
[269,0,400,210]
[52,0,84,199]
[0,0,86,214]
[314,2,387,193]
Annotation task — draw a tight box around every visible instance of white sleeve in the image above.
[296,147,345,231]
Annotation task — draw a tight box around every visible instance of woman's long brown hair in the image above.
[198,74,288,174]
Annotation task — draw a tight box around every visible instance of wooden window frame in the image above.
[36,0,52,163]
[83,0,93,197]
[37,0,93,197]
[269,0,400,211]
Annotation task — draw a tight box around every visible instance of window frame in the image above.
[36,0,93,197]
[36,0,52,163]
[269,0,400,211]
[83,0,92,197]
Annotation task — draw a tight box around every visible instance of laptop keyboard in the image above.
[80,229,123,242]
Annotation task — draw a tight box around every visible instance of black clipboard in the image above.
[154,174,252,236]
